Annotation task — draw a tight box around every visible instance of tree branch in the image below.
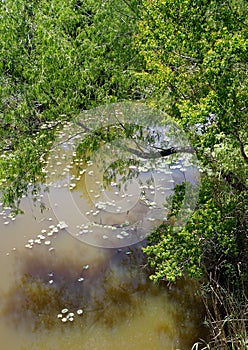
[50,131,86,151]
[172,50,198,62]
[156,145,194,157]
[124,145,194,159]
[77,121,92,132]
[232,131,248,165]
[199,149,248,191]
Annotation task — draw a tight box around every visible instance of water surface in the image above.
[0,104,206,349]
[0,195,206,350]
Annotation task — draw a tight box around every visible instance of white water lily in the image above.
[57,221,68,229]
[61,309,68,314]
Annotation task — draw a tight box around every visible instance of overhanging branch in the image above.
[124,145,194,159]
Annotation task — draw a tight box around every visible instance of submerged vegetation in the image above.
[0,0,247,348]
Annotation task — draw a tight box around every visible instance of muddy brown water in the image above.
[0,111,206,349]
[0,191,207,350]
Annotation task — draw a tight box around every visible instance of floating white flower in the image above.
[57,221,68,229]
[61,308,68,314]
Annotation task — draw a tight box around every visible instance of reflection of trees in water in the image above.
[91,274,143,328]
[0,244,207,348]
[2,274,70,331]
[0,245,149,331]
[90,246,150,328]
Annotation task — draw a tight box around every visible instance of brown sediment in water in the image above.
[0,235,208,350]
[0,149,206,350]
[0,243,146,329]
[0,239,208,350]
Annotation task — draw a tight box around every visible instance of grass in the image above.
[192,267,248,350]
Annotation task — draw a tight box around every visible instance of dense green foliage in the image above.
[0,0,140,210]
[0,1,247,346]
[135,0,248,168]
[134,0,248,282]
[133,1,248,346]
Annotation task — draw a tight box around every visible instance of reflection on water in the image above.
[0,196,207,350]
[0,103,205,349]
[44,103,201,248]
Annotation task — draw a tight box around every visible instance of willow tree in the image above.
[0,0,141,211]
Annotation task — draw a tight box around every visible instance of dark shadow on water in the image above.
[0,241,208,349]
[1,243,149,330]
